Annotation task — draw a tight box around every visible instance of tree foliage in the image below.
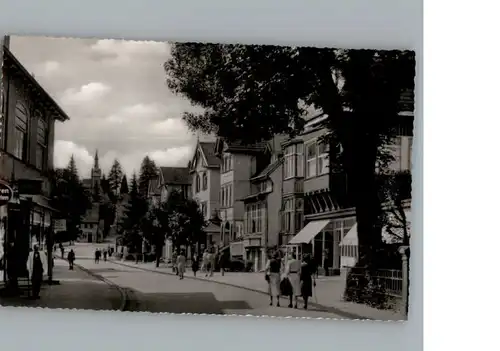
[165,43,415,268]
[120,175,129,195]
[108,159,123,196]
[155,190,206,252]
[138,156,158,197]
[122,173,148,251]
[49,156,92,242]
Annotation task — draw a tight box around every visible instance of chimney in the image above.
[2,35,10,49]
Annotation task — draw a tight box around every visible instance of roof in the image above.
[159,167,190,185]
[2,46,70,122]
[251,157,283,180]
[199,142,220,167]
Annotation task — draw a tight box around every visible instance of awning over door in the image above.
[340,209,411,246]
[288,219,331,245]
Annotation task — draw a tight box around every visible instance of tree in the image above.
[120,175,129,195]
[165,44,415,269]
[122,173,148,252]
[157,189,206,256]
[138,156,158,197]
[49,156,92,242]
[379,170,412,246]
[108,159,123,196]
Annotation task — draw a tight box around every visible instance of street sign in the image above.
[0,181,13,207]
[54,219,67,232]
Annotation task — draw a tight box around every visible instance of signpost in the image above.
[0,180,13,207]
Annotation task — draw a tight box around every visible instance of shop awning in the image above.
[288,219,331,245]
[340,210,411,246]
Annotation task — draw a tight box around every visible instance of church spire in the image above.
[93,149,99,170]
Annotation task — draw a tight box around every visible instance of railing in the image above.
[344,267,403,310]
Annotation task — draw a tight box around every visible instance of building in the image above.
[82,150,101,194]
[189,140,221,249]
[285,108,414,275]
[240,138,285,271]
[0,39,69,281]
[81,150,104,243]
[213,139,271,261]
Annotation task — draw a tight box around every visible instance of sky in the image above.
[9,35,210,179]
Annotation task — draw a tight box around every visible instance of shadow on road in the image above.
[126,290,252,315]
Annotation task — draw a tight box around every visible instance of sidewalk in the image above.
[110,259,405,321]
[0,258,125,311]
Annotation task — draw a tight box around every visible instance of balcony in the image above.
[294,179,304,193]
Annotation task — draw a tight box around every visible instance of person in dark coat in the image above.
[67,249,75,270]
[192,255,199,277]
[300,253,316,310]
[94,248,101,264]
[30,246,44,299]
[103,250,108,262]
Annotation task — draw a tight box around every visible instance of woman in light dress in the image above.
[177,250,186,280]
[285,252,301,309]
[265,251,282,307]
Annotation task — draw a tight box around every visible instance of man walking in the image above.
[94,248,101,264]
[67,249,75,270]
[27,245,44,299]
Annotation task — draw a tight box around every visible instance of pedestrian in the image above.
[59,243,64,259]
[218,252,226,276]
[94,248,101,264]
[208,248,215,277]
[67,249,75,270]
[177,250,186,280]
[285,252,301,309]
[202,250,209,275]
[300,254,316,310]
[192,255,199,277]
[27,245,44,299]
[103,250,108,262]
[265,251,282,307]
[172,250,178,275]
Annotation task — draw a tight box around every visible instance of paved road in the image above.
[71,243,344,318]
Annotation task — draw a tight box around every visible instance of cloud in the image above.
[54,140,94,175]
[90,39,169,66]
[106,103,168,123]
[35,60,61,77]
[60,82,111,106]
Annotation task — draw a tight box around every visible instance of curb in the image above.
[55,256,129,311]
[109,259,370,320]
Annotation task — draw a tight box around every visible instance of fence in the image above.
[345,267,404,310]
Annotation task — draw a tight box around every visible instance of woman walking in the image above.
[300,254,316,310]
[285,252,301,309]
[177,250,186,280]
[265,251,282,307]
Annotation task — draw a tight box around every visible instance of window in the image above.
[408,137,413,170]
[36,112,48,170]
[295,198,304,232]
[390,137,402,170]
[201,202,208,218]
[317,141,329,175]
[283,144,304,179]
[284,146,296,179]
[221,183,233,207]
[306,142,317,178]
[195,174,201,193]
[246,203,264,234]
[283,199,293,233]
[222,154,232,173]
[202,172,208,190]
[296,144,304,177]
[14,100,29,160]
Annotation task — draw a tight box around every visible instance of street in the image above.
[69,243,345,318]
[0,256,123,310]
